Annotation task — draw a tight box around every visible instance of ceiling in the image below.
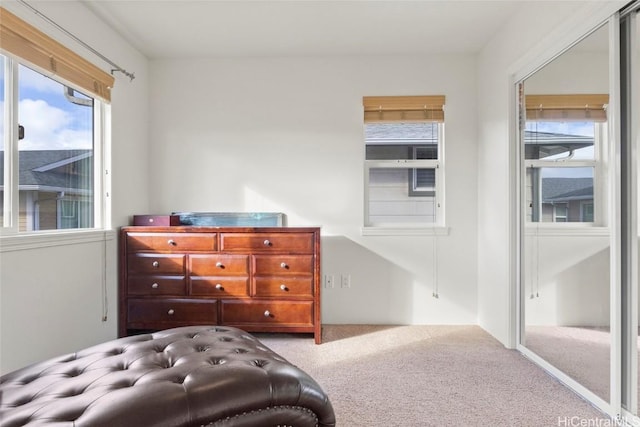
[80,0,538,59]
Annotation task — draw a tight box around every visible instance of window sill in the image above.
[0,229,116,252]
[524,225,609,237]
[361,226,450,236]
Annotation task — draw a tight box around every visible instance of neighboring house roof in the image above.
[0,150,93,194]
[542,177,593,202]
[523,130,594,159]
[365,122,438,144]
[364,125,594,156]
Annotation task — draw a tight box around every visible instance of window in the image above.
[581,202,594,222]
[0,7,113,233]
[523,94,608,224]
[363,95,445,227]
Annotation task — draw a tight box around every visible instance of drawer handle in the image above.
[280,284,287,291]
[148,218,154,223]
[263,239,271,246]
[264,310,271,317]
[280,262,288,269]
[167,239,176,246]
[216,262,224,268]
[167,309,175,315]
[152,261,160,268]
[215,284,223,290]
[151,283,159,289]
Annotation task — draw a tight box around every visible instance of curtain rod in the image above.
[17,0,135,81]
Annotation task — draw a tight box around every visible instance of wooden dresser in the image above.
[119,226,321,343]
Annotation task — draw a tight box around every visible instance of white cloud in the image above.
[0,67,92,151]
[53,128,93,150]
[19,66,61,95]
[18,99,92,150]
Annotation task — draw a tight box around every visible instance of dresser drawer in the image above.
[128,254,185,275]
[220,233,313,253]
[128,276,186,296]
[191,277,249,297]
[253,277,313,298]
[127,298,217,324]
[190,254,249,276]
[254,255,313,275]
[220,300,313,326]
[127,232,216,252]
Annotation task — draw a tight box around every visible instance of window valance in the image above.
[525,94,608,122]
[363,95,445,123]
[0,7,114,102]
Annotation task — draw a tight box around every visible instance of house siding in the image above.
[368,168,436,224]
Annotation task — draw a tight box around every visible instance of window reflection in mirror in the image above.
[521,22,611,402]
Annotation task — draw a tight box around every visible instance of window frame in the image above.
[1,55,111,236]
[408,146,437,197]
[553,202,569,222]
[523,121,607,227]
[363,121,446,232]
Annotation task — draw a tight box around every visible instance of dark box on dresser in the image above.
[132,215,181,226]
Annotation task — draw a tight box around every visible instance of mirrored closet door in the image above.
[517,3,640,421]
[519,22,612,403]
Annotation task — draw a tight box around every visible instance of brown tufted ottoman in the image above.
[0,326,335,427]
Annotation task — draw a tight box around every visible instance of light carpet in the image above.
[255,325,608,427]
[525,325,640,410]
[525,326,611,402]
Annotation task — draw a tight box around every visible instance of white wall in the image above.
[476,1,625,346]
[523,235,610,326]
[148,55,479,325]
[0,0,149,373]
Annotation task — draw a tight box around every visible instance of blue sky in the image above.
[526,120,595,139]
[0,60,93,151]
[525,120,596,179]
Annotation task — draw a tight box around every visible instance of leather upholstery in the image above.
[0,326,335,427]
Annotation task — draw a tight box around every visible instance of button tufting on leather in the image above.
[66,369,83,377]
[251,359,269,368]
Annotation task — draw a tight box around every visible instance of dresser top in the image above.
[121,226,320,233]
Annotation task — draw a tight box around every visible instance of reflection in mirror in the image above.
[521,23,610,402]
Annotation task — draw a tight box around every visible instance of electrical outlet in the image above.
[341,274,351,288]
[324,274,335,288]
